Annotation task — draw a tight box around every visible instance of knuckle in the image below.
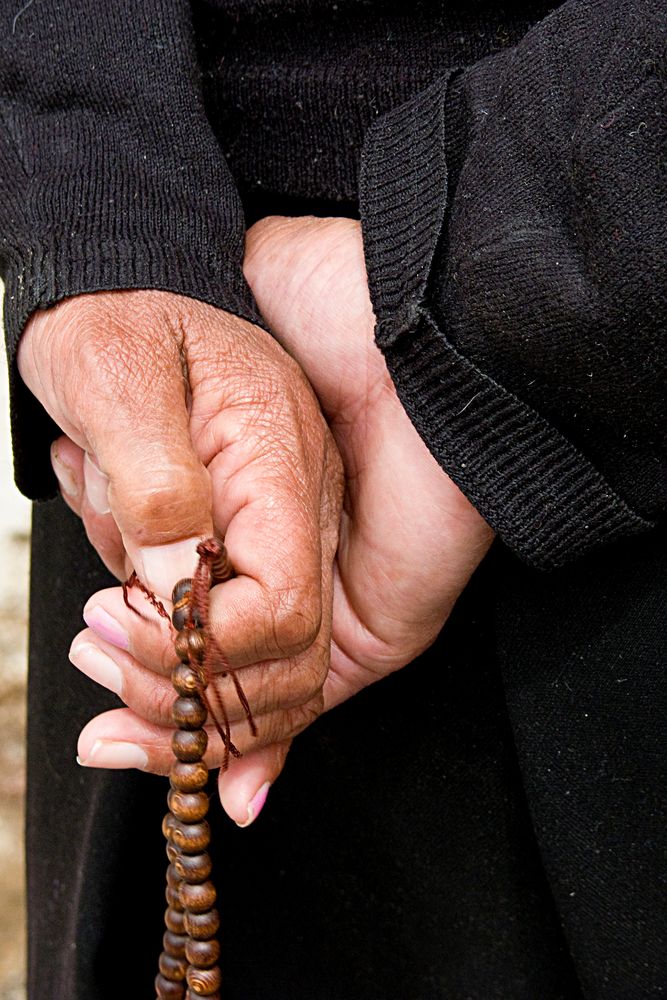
[260,699,320,747]
[285,699,322,739]
[267,584,321,655]
[112,474,207,540]
[151,682,178,725]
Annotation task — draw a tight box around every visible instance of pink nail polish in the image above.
[83,606,130,650]
[237,781,270,828]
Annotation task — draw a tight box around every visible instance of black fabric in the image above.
[0,0,260,499]
[358,0,665,564]
[27,499,665,999]
[1,0,665,565]
[2,1,664,996]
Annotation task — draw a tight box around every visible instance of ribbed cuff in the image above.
[358,75,651,569]
[3,237,261,499]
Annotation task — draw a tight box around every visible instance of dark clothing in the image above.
[27,500,666,999]
[0,0,665,997]
[1,0,664,564]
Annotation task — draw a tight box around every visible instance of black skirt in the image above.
[26,495,665,998]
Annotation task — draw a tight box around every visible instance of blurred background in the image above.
[0,304,30,999]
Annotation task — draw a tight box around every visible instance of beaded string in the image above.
[123,538,255,999]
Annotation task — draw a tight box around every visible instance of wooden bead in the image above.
[166,863,183,888]
[185,937,219,969]
[185,993,219,1000]
[174,630,206,667]
[166,842,180,864]
[165,907,186,934]
[155,972,185,998]
[170,761,209,793]
[172,696,208,731]
[159,952,188,981]
[179,880,216,913]
[170,819,210,854]
[173,729,208,763]
[172,662,201,694]
[209,543,233,584]
[168,790,209,823]
[173,851,212,884]
[186,964,222,995]
[172,579,203,630]
[172,578,193,605]
[163,930,187,958]
[165,884,182,909]
[184,908,220,940]
[162,812,177,841]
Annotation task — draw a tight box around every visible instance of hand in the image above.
[242,216,494,709]
[19,289,343,822]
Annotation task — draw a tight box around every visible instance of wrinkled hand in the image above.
[19,290,343,823]
[242,216,494,707]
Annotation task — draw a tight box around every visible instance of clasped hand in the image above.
[18,218,492,826]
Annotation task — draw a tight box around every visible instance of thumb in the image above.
[23,291,213,599]
[83,339,213,600]
[217,741,291,826]
[89,418,212,601]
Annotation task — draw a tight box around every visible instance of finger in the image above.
[76,698,321,775]
[83,587,176,674]
[200,424,340,667]
[50,435,128,578]
[217,742,291,826]
[40,292,214,599]
[69,628,323,727]
[79,456,127,580]
[50,435,84,515]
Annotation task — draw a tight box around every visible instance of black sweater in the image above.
[1,0,664,568]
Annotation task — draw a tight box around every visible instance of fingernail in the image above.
[83,605,130,651]
[135,538,202,601]
[236,781,270,828]
[69,641,124,697]
[51,446,79,498]
[84,451,111,514]
[77,740,148,769]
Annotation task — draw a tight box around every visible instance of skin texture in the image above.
[25,220,494,825]
[19,289,343,822]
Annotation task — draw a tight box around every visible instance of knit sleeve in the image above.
[358,0,665,569]
[0,0,259,499]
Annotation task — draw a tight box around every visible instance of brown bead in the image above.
[172,579,203,630]
[185,937,220,969]
[173,729,208,763]
[209,542,233,584]
[172,696,208,731]
[163,930,187,959]
[173,851,212,884]
[172,578,193,603]
[168,789,209,823]
[165,884,182,909]
[172,661,203,696]
[174,630,206,667]
[155,972,185,998]
[159,952,188,981]
[170,819,210,854]
[185,993,220,1000]
[170,761,209,793]
[180,879,216,913]
[165,907,186,934]
[186,964,222,995]
[166,863,183,888]
[162,812,177,841]
[184,908,220,940]
[166,842,180,864]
